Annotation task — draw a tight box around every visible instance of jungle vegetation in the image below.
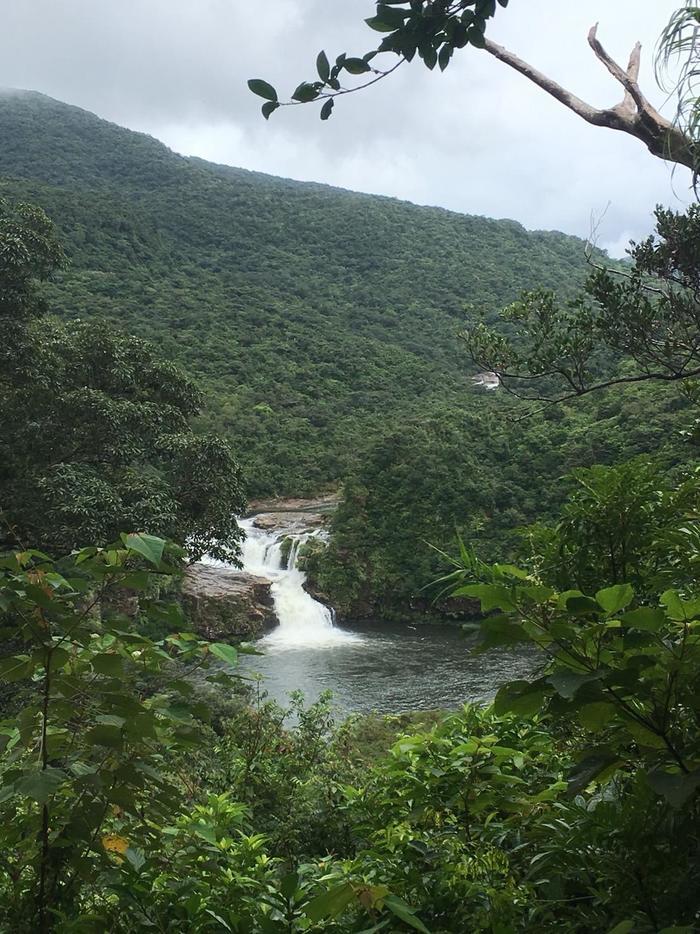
[1,2,700,929]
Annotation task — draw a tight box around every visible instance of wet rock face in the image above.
[247,494,340,516]
[181,563,277,642]
[252,511,324,533]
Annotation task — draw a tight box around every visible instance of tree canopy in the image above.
[0,199,246,561]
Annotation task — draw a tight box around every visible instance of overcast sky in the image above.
[1,1,691,255]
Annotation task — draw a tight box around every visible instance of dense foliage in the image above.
[307,203,700,617]
[1,499,699,929]
[1,90,695,613]
[0,88,606,500]
[1,55,699,931]
[0,199,245,561]
[306,385,694,617]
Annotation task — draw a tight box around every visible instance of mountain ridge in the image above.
[2,85,588,246]
[0,89,609,496]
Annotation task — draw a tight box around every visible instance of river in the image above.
[213,517,539,717]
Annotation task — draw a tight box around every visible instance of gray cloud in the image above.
[1,0,690,254]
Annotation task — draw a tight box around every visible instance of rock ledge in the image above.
[181,563,277,642]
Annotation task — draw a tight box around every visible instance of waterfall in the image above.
[237,517,357,648]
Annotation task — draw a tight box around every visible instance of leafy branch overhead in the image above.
[248,0,507,121]
[249,0,696,174]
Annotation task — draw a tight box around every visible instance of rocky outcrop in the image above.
[181,563,277,642]
[252,511,325,533]
[248,494,340,516]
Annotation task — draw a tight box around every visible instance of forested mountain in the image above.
[1,88,605,496]
[2,88,694,617]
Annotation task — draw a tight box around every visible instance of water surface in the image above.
[240,619,539,716]
[216,516,539,716]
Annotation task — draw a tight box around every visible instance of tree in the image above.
[250,1,696,173]
[463,204,700,407]
[0,200,246,561]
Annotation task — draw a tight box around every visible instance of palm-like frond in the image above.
[656,2,700,174]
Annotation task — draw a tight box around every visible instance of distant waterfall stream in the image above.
[238,517,358,648]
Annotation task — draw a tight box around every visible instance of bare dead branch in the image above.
[588,23,647,115]
[483,25,695,171]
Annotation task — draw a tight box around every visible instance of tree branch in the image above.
[499,364,700,413]
[587,23,646,115]
[483,25,695,171]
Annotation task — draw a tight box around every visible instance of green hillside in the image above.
[0,88,599,496]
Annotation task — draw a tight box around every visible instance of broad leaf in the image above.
[16,767,67,803]
[494,680,546,717]
[548,668,602,700]
[383,895,430,933]
[124,533,165,567]
[316,50,330,83]
[647,768,700,807]
[248,78,278,102]
[304,883,356,921]
[209,643,238,668]
[595,584,633,614]
[621,606,666,632]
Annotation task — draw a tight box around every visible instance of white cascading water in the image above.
[237,517,357,648]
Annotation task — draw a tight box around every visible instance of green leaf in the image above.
[565,595,602,617]
[621,606,666,632]
[316,50,330,83]
[421,46,438,70]
[16,767,67,803]
[567,750,620,793]
[86,724,124,748]
[438,44,453,71]
[320,98,334,121]
[343,58,372,75]
[281,871,299,900]
[595,584,633,614]
[493,563,530,580]
[494,680,545,716]
[124,533,165,567]
[468,26,486,48]
[125,847,146,872]
[209,642,238,668]
[0,655,34,682]
[383,895,430,933]
[194,824,217,844]
[607,923,634,934]
[478,615,529,649]
[365,7,407,31]
[305,883,356,921]
[579,702,616,731]
[647,768,700,807]
[661,590,700,621]
[455,583,516,612]
[292,82,320,102]
[262,101,280,120]
[92,653,125,677]
[623,719,665,750]
[248,78,278,102]
[548,668,602,700]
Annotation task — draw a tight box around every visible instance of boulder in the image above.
[181,563,277,642]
